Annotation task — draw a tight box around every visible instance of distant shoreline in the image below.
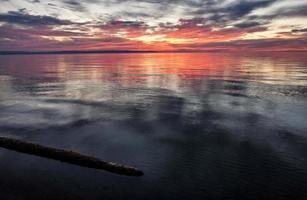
[0,50,306,55]
[0,50,159,55]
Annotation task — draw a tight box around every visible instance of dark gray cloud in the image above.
[224,0,275,18]
[120,11,152,18]
[0,9,77,26]
[63,0,86,12]
[64,0,79,6]
[107,20,147,28]
[47,3,56,7]
[292,28,307,33]
[255,4,307,19]
[190,0,276,25]
[234,21,262,28]
[27,0,40,3]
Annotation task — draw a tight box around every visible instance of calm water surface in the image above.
[0,53,307,200]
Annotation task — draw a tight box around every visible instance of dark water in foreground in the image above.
[0,53,307,200]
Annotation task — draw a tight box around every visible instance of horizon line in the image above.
[1,49,307,55]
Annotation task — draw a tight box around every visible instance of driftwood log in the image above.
[0,136,143,177]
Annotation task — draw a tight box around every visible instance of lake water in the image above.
[0,52,307,200]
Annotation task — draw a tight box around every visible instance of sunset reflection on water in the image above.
[1,52,307,90]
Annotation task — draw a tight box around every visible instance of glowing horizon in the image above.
[0,0,307,52]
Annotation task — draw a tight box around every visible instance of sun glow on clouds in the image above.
[41,36,73,42]
[134,34,196,44]
[0,0,307,51]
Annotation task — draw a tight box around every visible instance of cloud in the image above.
[234,21,263,28]
[0,9,74,26]
[190,0,276,23]
[63,0,86,12]
[0,24,86,38]
[96,19,149,38]
[171,37,307,51]
[28,0,40,3]
[225,0,276,18]
[248,1,307,21]
[0,25,145,51]
[292,28,307,33]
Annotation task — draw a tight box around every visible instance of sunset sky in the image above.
[0,0,307,52]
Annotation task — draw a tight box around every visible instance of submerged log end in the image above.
[107,162,144,176]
